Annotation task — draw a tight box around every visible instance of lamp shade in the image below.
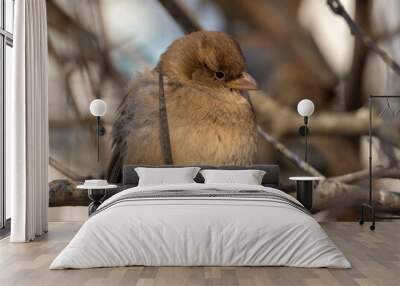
[297,99,315,117]
[90,99,107,117]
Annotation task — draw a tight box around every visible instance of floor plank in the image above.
[0,222,399,286]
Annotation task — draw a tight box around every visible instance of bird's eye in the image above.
[215,71,225,80]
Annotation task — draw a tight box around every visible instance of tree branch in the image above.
[48,40,82,120]
[217,0,337,88]
[327,0,400,76]
[332,166,400,183]
[158,70,174,164]
[374,25,400,42]
[344,0,371,110]
[49,156,87,182]
[314,179,400,211]
[257,126,324,177]
[157,0,202,34]
[251,91,382,139]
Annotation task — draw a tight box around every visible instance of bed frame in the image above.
[90,165,280,214]
[122,164,280,188]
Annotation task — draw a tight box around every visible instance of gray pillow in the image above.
[200,169,266,185]
[135,167,200,186]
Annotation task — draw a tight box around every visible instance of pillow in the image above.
[135,167,200,186]
[200,169,266,185]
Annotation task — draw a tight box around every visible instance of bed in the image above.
[50,165,350,269]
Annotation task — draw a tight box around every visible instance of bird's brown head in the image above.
[159,31,257,91]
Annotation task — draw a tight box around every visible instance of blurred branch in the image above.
[315,179,400,211]
[254,92,400,150]
[47,0,86,35]
[374,26,400,42]
[333,166,400,183]
[47,0,99,60]
[91,0,127,88]
[49,180,89,207]
[257,126,324,177]
[158,0,202,33]
[327,0,400,76]
[47,0,127,148]
[215,0,337,88]
[49,156,87,182]
[344,0,371,110]
[49,117,112,129]
[251,91,382,138]
[47,0,126,88]
[48,40,82,119]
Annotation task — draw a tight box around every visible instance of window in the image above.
[0,0,14,232]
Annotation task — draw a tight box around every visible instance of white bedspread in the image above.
[50,183,351,269]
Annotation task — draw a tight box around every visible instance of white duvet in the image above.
[50,183,351,269]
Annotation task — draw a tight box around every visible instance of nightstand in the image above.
[289,177,324,210]
[77,184,118,215]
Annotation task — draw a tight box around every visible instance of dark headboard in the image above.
[122,165,280,188]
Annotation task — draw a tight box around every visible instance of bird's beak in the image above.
[226,72,258,90]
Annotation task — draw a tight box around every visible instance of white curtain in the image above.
[7,0,49,242]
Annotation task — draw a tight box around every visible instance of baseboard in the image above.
[48,206,88,222]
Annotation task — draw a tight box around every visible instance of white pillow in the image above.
[200,169,266,185]
[135,167,200,186]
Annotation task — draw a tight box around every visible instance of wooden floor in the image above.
[0,222,399,286]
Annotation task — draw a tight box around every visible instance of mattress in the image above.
[50,183,351,269]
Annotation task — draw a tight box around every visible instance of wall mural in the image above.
[47,0,400,221]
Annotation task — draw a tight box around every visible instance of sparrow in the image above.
[107,31,258,182]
